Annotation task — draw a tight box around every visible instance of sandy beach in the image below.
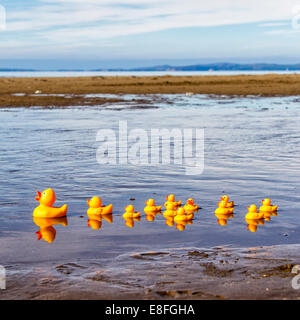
[1,74,300,107]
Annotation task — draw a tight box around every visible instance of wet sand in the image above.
[2,245,300,300]
[1,74,300,107]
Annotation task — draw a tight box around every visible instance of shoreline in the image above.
[2,244,300,300]
[1,74,300,107]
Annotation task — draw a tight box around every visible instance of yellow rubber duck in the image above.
[220,195,234,207]
[259,198,278,212]
[163,203,177,218]
[245,205,264,220]
[144,199,162,213]
[215,212,234,226]
[33,189,68,218]
[33,217,68,243]
[87,196,113,215]
[184,198,199,212]
[215,201,234,215]
[123,205,141,219]
[174,207,194,222]
[164,194,182,208]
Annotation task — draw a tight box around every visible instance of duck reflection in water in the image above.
[246,218,265,233]
[215,212,234,227]
[87,212,113,230]
[33,216,68,243]
[124,217,141,228]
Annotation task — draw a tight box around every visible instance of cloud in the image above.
[2,0,300,58]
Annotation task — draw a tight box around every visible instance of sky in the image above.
[0,0,300,69]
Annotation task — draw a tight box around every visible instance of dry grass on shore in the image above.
[1,74,300,107]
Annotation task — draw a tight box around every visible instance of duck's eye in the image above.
[43,193,46,195]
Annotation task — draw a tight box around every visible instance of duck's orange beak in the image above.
[87,221,90,227]
[35,231,42,240]
[261,200,264,204]
[35,191,41,201]
[87,199,90,206]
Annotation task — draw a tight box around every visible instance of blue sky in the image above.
[0,0,300,68]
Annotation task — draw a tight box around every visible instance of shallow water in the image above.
[0,94,300,267]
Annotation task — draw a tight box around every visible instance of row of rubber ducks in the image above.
[33,188,278,242]
[33,190,199,220]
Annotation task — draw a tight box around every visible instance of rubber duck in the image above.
[164,194,181,208]
[184,198,199,212]
[215,201,234,215]
[144,199,162,214]
[33,217,68,243]
[245,205,264,220]
[123,205,141,219]
[215,212,234,226]
[174,207,194,222]
[163,203,177,218]
[33,189,68,218]
[87,196,113,215]
[220,195,234,207]
[259,198,278,212]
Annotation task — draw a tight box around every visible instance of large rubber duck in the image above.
[184,198,199,213]
[164,194,181,208]
[215,212,234,226]
[123,205,141,219]
[163,203,177,218]
[215,201,234,215]
[259,198,278,212]
[33,189,68,218]
[220,195,234,207]
[174,207,194,223]
[87,196,113,215]
[245,205,264,220]
[144,199,162,214]
[33,217,68,243]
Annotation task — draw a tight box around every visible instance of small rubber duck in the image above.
[245,205,264,220]
[220,195,235,207]
[215,201,234,215]
[87,196,113,215]
[259,198,278,212]
[33,217,68,243]
[184,198,199,212]
[33,188,68,218]
[144,199,162,213]
[123,205,141,219]
[176,219,193,231]
[163,203,177,218]
[174,207,194,222]
[164,194,182,208]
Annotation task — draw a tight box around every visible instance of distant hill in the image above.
[2,63,300,72]
[93,63,300,72]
